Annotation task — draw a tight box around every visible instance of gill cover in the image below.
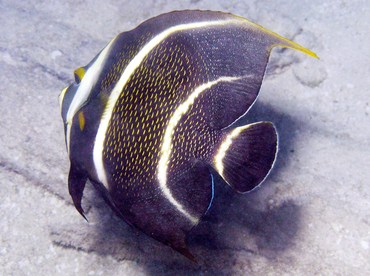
[59,37,115,152]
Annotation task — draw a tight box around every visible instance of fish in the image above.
[59,10,317,261]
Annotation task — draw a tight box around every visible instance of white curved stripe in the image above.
[158,76,241,223]
[214,124,253,178]
[93,19,236,190]
[214,122,278,192]
[65,36,117,155]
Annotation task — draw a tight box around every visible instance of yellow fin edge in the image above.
[236,16,319,59]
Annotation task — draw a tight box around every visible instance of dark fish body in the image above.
[59,10,317,260]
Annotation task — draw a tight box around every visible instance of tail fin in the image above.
[213,122,278,193]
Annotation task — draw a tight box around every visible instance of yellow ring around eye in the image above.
[74,67,86,83]
[59,86,69,109]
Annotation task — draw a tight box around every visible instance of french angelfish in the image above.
[59,10,317,260]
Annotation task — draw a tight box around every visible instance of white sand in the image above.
[0,0,369,274]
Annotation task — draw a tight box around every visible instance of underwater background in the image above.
[0,0,369,274]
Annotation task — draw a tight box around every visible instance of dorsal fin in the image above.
[236,15,318,58]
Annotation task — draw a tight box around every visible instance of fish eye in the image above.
[74,67,85,84]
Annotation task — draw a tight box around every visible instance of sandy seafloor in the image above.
[0,0,369,275]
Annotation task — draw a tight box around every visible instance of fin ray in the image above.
[213,122,278,193]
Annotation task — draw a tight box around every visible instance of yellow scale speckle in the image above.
[102,32,220,191]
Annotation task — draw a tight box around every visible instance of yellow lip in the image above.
[59,86,69,109]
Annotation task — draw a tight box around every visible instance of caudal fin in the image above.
[213,122,278,193]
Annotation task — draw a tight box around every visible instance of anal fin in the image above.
[213,122,278,193]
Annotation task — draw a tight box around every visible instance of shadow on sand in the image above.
[81,101,304,274]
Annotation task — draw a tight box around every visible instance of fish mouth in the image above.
[58,85,69,110]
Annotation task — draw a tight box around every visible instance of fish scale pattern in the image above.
[103,34,213,193]
[100,33,152,95]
